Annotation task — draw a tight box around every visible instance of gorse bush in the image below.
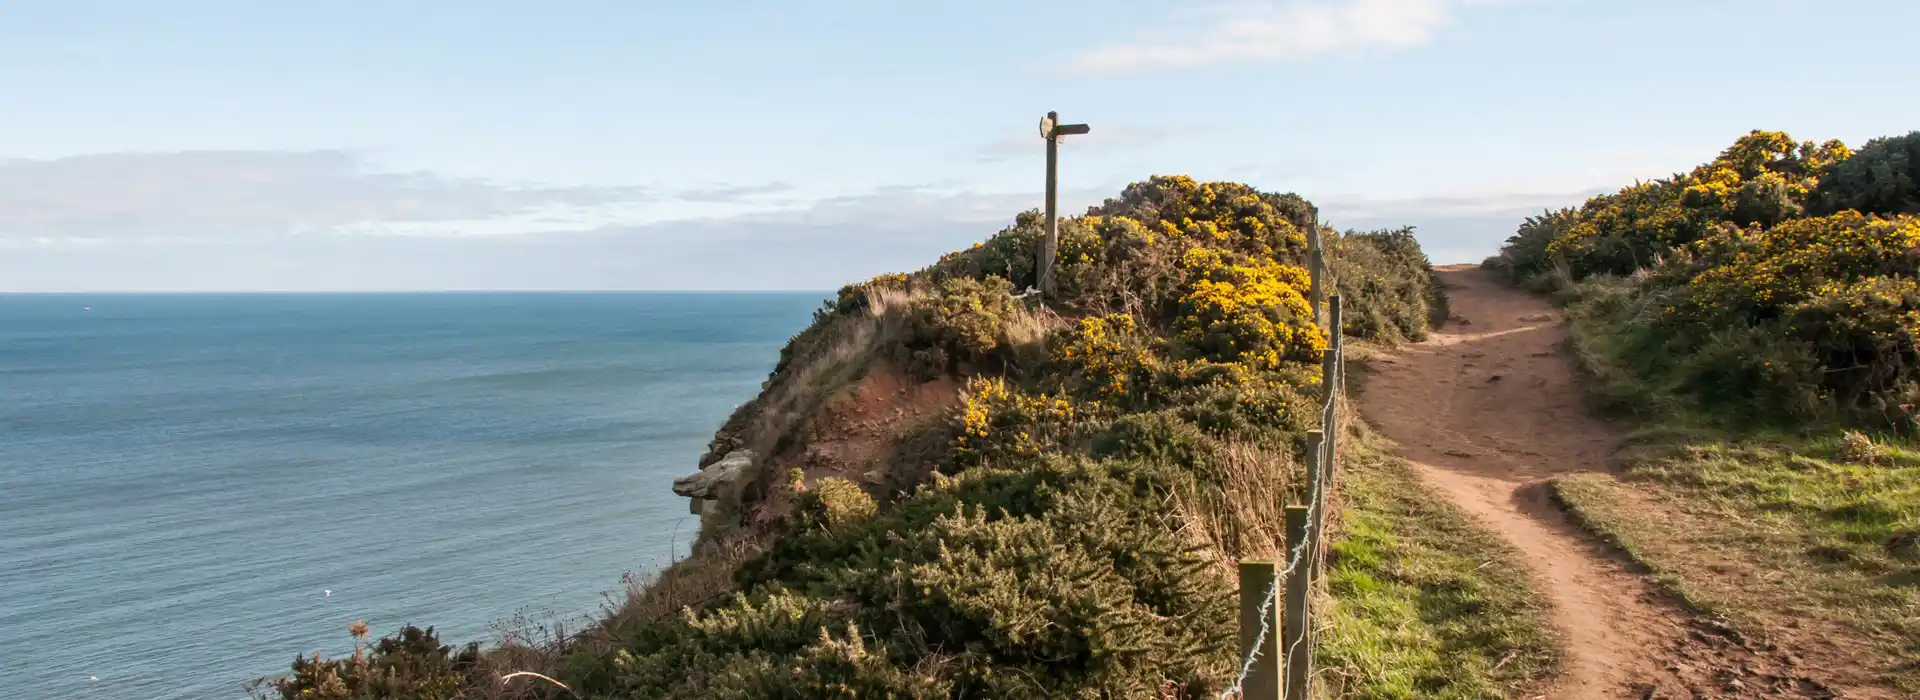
[253,626,484,700]
[1489,128,1920,429]
[1811,131,1920,217]
[1326,226,1448,343]
[1174,247,1323,367]
[261,176,1447,699]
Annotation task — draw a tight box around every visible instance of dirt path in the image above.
[1353,267,1846,699]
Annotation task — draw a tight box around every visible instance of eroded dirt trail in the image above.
[1354,268,1846,699]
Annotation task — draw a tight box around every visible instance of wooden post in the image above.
[1282,506,1312,700]
[1326,295,1343,484]
[1040,111,1060,297]
[1036,113,1089,298]
[1305,212,1323,328]
[1303,430,1325,585]
[1237,559,1283,700]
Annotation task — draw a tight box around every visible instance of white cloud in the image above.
[1067,0,1479,73]
[0,150,659,242]
[675,182,797,203]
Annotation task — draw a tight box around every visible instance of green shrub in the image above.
[1328,226,1444,343]
[1812,131,1920,216]
[910,276,1017,361]
[796,477,878,531]
[253,626,483,700]
[1786,277,1920,426]
[1494,128,1920,431]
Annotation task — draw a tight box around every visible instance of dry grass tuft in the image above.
[1175,441,1295,571]
[593,533,769,642]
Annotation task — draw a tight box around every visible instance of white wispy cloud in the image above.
[1067,0,1483,74]
[0,150,658,241]
[0,150,800,242]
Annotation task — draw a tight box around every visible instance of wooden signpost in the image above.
[1038,111,1090,298]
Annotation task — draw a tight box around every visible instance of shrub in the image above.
[1048,313,1161,408]
[1089,175,1311,262]
[1675,212,1920,324]
[1679,130,1849,228]
[253,626,484,700]
[831,272,912,315]
[1327,226,1444,343]
[1813,131,1920,216]
[1174,248,1324,367]
[951,376,1078,469]
[910,276,1018,362]
[795,477,878,531]
[1785,277,1920,426]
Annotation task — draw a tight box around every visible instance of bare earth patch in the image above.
[747,363,960,528]
[1353,267,1890,699]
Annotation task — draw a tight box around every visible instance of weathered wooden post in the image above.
[1037,111,1090,298]
[1237,559,1283,700]
[1326,295,1344,490]
[1305,209,1324,328]
[1282,506,1312,700]
[1303,430,1325,585]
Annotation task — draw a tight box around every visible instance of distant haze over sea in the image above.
[0,291,822,699]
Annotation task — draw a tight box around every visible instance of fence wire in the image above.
[1218,352,1340,700]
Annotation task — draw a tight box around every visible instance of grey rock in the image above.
[673,450,755,498]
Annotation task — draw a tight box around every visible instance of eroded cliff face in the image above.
[671,289,970,542]
[684,363,962,531]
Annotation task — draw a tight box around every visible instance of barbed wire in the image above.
[1218,350,1340,699]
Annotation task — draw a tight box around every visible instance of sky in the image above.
[2,0,1917,291]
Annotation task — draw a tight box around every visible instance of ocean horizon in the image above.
[0,291,824,699]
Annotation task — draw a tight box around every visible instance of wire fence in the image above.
[1221,220,1344,700]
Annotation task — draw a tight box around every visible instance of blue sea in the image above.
[0,292,823,699]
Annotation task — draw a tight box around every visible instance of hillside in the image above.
[1481,130,1920,695]
[255,176,1559,699]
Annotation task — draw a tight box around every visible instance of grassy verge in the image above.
[1552,435,1920,692]
[1318,424,1560,699]
[1549,280,1920,692]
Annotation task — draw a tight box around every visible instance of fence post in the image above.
[1282,506,1312,700]
[1306,217,1324,328]
[1238,559,1283,700]
[1326,296,1343,495]
[1303,430,1325,585]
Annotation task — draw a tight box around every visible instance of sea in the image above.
[0,292,824,699]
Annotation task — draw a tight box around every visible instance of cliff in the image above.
[256,175,1475,699]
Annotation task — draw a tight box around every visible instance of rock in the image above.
[673,450,755,499]
[1519,313,1554,323]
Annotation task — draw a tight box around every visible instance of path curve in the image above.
[1353,267,1843,699]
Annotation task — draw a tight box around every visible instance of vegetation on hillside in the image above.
[259,176,1550,699]
[1486,129,1920,429]
[1486,129,1920,690]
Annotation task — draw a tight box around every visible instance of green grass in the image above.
[1317,427,1559,699]
[1552,434,1920,692]
[1547,274,1920,692]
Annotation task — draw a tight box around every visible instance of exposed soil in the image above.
[746,363,960,527]
[1353,267,1880,699]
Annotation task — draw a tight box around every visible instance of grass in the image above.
[1316,425,1560,699]
[1548,276,1920,692]
[1551,433,1920,691]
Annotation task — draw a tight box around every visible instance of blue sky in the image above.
[3,0,1916,291]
